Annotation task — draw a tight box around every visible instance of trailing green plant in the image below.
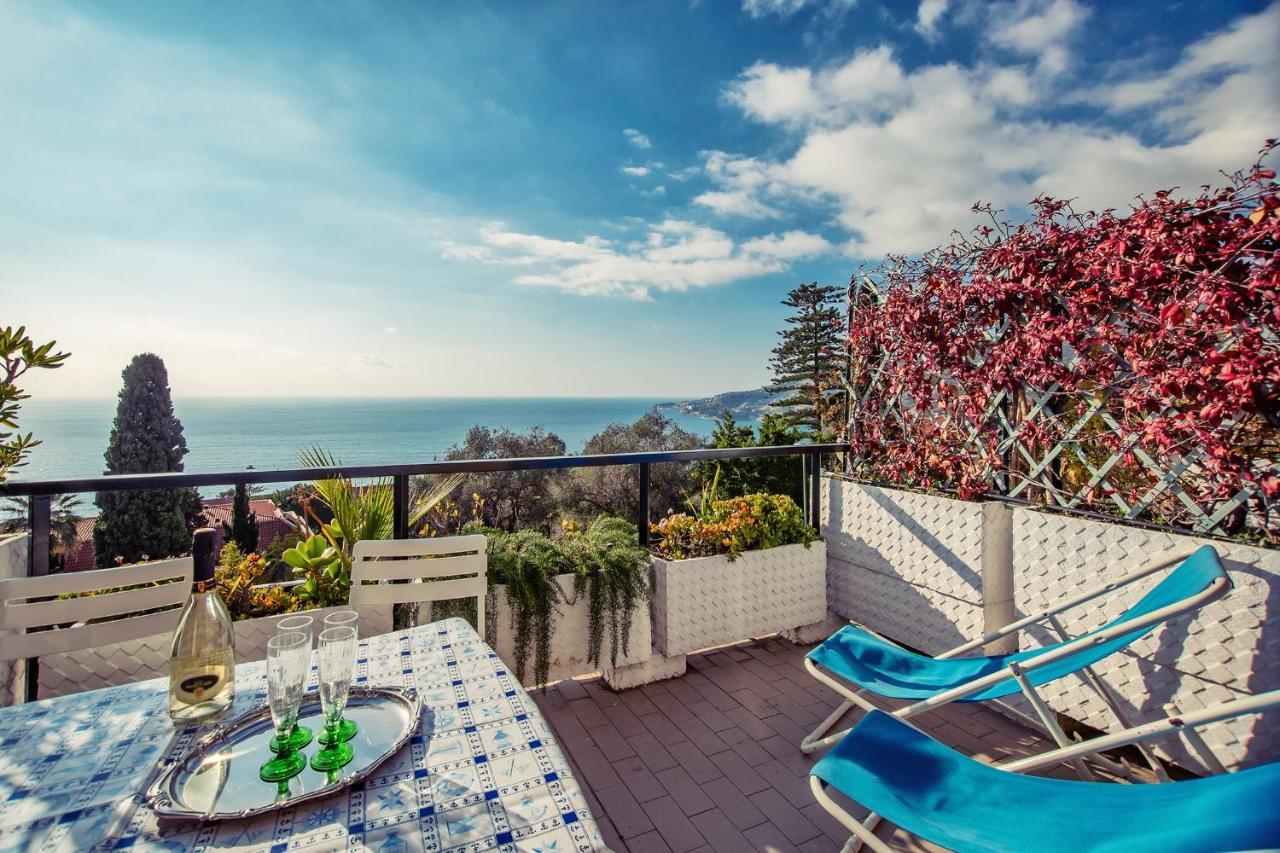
[650,492,817,561]
[481,526,567,688]
[565,516,651,670]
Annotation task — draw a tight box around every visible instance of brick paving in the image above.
[535,636,1068,853]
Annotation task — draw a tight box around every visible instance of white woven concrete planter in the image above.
[32,602,394,701]
[651,541,826,656]
[490,573,651,688]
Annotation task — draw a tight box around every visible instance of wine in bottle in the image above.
[169,528,236,723]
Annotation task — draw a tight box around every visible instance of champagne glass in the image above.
[259,631,309,782]
[310,626,357,772]
[320,611,359,743]
[270,615,315,752]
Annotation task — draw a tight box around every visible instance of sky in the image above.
[2,0,1276,399]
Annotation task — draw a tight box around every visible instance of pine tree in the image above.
[230,482,259,554]
[767,282,847,436]
[694,411,805,503]
[93,354,203,565]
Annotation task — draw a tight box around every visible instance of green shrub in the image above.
[650,493,817,561]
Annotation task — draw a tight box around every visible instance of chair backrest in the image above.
[350,535,487,635]
[0,558,192,663]
[1008,544,1230,693]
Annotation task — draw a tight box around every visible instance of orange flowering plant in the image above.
[649,493,817,561]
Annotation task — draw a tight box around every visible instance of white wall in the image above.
[824,479,985,653]
[0,533,29,707]
[1008,508,1280,771]
[822,476,1280,772]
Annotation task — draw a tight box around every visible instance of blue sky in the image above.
[3,0,1275,398]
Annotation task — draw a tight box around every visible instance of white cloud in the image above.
[915,0,950,40]
[360,354,392,369]
[693,151,786,218]
[642,185,667,197]
[740,230,834,259]
[448,220,833,299]
[623,128,652,149]
[712,5,1278,257]
[621,165,649,176]
[726,47,907,127]
[384,326,399,334]
[986,0,1089,75]
[741,0,857,19]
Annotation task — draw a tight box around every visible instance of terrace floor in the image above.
[535,636,1069,853]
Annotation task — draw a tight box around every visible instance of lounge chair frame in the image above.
[809,688,1280,853]
[802,547,1225,757]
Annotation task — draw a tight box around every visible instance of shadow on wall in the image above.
[1229,559,1278,766]
[825,485,972,653]
[1093,554,1279,769]
[864,486,982,595]
[1088,552,1277,770]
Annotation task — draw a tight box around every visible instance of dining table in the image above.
[0,617,607,852]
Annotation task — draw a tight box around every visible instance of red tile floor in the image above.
[535,636,1068,852]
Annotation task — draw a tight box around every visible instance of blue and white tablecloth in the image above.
[0,618,606,852]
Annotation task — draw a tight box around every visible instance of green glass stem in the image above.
[269,722,314,753]
[260,725,306,782]
[310,719,354,772]
[317,716,357,744]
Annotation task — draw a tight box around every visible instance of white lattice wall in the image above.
[820,475,1279,772]
[1008,509,1279,771]
[0,534,28,708]
[823,479,984,653]
[34,603,394,701]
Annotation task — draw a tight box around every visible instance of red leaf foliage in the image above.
[845,142,1279,539]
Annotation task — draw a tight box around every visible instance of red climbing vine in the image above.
[845,141,1279,540]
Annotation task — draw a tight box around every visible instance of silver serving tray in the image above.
[146,686,423,821]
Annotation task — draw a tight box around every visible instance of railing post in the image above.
[393,474,409,540]
[809,451,822,529]
[24,494,51,703]
[637,463,650,548]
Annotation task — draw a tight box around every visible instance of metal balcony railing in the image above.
[0,442,849,579]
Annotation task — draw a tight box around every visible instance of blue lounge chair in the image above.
[802,544,1232,784]
[809,691,1280,853]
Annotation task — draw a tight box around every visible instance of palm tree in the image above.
[297,447,464,564]
[2,494,84,569]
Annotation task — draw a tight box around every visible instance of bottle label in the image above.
[176,672,224,704]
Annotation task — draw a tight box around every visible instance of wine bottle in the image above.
[169,528,236,724]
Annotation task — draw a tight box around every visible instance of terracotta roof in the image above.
[199,498,282,528]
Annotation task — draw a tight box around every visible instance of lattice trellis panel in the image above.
[822,478,985,653]
[844,289,1272,539]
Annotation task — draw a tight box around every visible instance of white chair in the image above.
[0,558,192,700]
[350,535,487,635]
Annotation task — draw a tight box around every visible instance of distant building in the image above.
[63,497,295,572]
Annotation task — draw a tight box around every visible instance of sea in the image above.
[12,397,715,489]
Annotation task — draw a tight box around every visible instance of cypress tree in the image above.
[766,282,847,436]
[93,354,203,565]
[231,482,259,554]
